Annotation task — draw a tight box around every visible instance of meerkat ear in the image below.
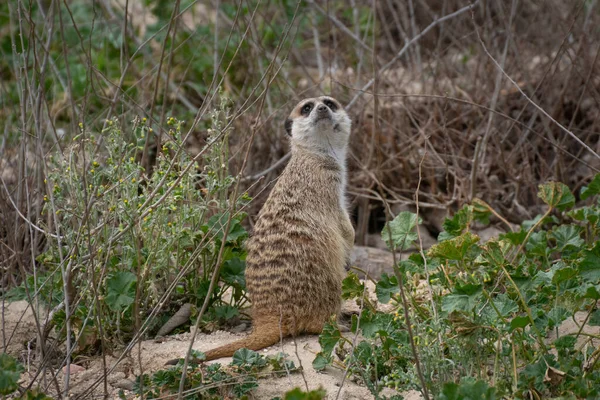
[284,118,293,136]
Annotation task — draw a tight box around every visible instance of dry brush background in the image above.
[2,0,600,279]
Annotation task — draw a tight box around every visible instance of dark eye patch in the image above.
[323,99,337,111]
[301,102,313,116]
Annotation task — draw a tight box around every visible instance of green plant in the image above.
[134,349,297,399]
[278,387,327,400]
[438,377,497,400]
[0,353,23,395]
[0,353,52,399]
[315,178,600,399]
[13,98,250,356]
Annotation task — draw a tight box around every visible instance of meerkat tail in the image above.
[203,323,284,361]
[165,321,286,365]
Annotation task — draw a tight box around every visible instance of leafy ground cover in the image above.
[311,180,600,399]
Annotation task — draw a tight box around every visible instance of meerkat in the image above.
[182,96,354,362]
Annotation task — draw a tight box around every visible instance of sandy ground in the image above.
[7,293,597,399]
[1,299,421,399]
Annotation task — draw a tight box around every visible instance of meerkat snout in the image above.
[315,104,330,121]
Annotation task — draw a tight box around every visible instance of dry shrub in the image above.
[228,0,600,241]
[3,0,600,275]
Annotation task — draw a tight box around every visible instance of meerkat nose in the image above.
[317,104,327,113]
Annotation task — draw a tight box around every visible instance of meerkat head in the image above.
[284,96,351,158]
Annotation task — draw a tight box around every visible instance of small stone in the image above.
[108,371,126,384]
[113,379,135,391]
[230,323,248,333]
[62,364,86,375]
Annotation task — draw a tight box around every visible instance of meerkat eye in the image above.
[323,99,337,111]
[301,103,313,116]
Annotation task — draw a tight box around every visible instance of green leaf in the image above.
[381,211,421,251]
[396,257,422,275]
[225,220,249,243]
[22,389,53,399]
[284,386,327,400]
[568,206,600,226]
[341,272,365,300]
[318,321,342,356]
[547,307,569,328]
[579,242,600,282]
[375,273,399,304]
[428,232,480,261]
[439,205,474,241]
[538,182,575,211]
[554,335,576,351]
[484,294,518,321]
[0,353,23,395]
[483,240,508,266]
[522,214,546,231]
[202,212,248,243]
[580,173,600,200]
[501,228,527,245]
[441,284,482,314]
[510,316,530,330]
[311,353,331,372]
[267,353,296,374]
[221,257,246,287]
[357,311,394,338]
[190,349,206,361]
[581,284,600,300]
[549,224,584,252]
[525,231,549,258]
[532,270,553,287]
[105,271,137,312]
[232,348,265,368]
[551,262,577,284]
[439,377,497,400]
[518,356,555,393]
[588,309,600,326]
[232,378,259,397]
[214,305,239,321]
[471,198,492,225]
